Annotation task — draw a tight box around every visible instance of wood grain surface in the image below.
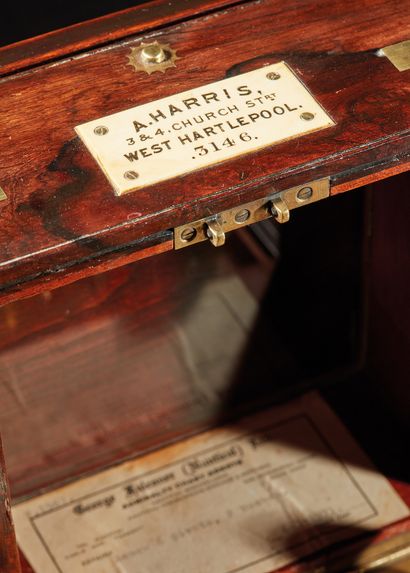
[2,182,409,572]
[0,3,409,569]
[1,233,276,501]
[0,0,243,77]
[0,0,409,305]
[0,187,366,502]
[0,439,21,573]
[366,173,410,431]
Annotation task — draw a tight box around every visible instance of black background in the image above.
[2,1,151,47]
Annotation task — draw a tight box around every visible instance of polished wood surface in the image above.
[0,0,409,305]
[366,173,410,430]
[0,2,409,570]
[2,186,409,572]
[0,439,21,573]
[0,0,241,76]
[1,233,275,500]
[0,231,173,308]
[0,188,364,501]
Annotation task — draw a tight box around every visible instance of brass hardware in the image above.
[234,209,251,224]
[93,126,108,136]
[379,40,410,71]
[174,177,330,249]
[141,44,168,64]
[180,227,197,242]
[0,187,7,202]
[127,42,178,74]
[266,72,281,80]
[297,186,313,201]
[205,218,226,247]
[124,170,139,180]
[270,197,290,223]
[300,112,315,121]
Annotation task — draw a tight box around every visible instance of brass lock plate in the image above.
[174,178,330,249]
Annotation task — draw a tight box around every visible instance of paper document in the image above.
[13,392,409,573]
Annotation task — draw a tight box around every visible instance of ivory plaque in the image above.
[75,62,334,194]
[13,392,408,573]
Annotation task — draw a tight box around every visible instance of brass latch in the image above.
[174,177,330,249]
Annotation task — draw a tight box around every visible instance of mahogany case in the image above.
[0,1,409,571]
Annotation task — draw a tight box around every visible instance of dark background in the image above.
[2,1,151,47]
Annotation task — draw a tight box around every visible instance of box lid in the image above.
[0,0,409,305]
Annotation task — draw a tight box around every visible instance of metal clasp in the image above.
[270,197,290,223]
[174,177,330,249]
[205,217,226,247]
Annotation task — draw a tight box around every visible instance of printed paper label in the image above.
[13,392,408,573]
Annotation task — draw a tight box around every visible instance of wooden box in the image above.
[0,1,409,571]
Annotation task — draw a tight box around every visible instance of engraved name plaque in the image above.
[75,62,334,195]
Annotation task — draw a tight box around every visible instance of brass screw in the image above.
[124,171,139,180]
[235,209,250,224]
[141,44,168,64]
[266,72,281,80]
[94,125,109,136]
[181,227,197,242]
[297,186,313,201]
[300,112,315,121]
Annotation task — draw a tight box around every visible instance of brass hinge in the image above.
[174,177,330,249]
[379,39,410,71]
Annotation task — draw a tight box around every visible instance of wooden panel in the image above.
[366,172,410,431]
[3,189,408,570]
[0,438,21,573]
[0,0,242,76]
[1,234,276,500]
[0,0,409,304]
[1,191,365,501]
[0,231,173,307]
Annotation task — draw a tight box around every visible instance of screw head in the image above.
[141,44,168,64]
[266,72,281,80]
[124,171,139,180]
[300,112,315,121]
[234,209,251,224]
[94,125,108,136]
[181,227,197,242]
[297,186,313,201]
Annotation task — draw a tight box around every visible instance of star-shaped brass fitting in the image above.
[127,42,178,74]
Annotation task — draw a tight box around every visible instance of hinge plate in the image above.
[174,177,330,249]
[380,40,410,71]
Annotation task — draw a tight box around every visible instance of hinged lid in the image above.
[0,0,409,306]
